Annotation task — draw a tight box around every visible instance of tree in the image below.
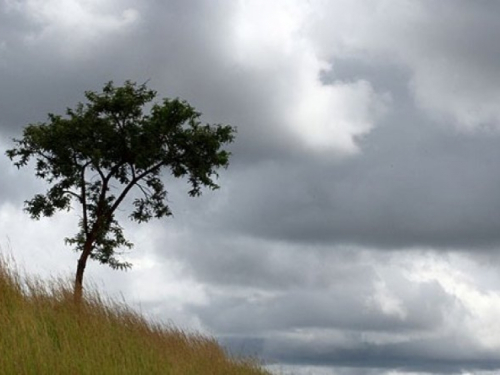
[6,81,235,301]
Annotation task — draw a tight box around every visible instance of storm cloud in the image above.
[2,1,500,374]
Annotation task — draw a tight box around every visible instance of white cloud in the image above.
[367,279,407,320]
[226,0,389,154]
[0,201,77,278]
[287,78,389,153]
[18,0,139,58]
[407,253,500,350]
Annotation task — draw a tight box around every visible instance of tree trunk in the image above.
[74,240,93,303]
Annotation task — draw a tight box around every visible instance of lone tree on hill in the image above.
[6,81,235,301]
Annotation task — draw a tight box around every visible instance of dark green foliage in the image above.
[6,81,235,283]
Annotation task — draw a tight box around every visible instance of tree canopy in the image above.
[6,81,235,300]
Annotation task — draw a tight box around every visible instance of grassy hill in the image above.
[0,255,271,375]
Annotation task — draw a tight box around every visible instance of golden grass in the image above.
[0,255,271,375]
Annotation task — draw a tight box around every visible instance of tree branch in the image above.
[62,190,83,202]
[93,163,106,182]
[135,182,151,199]
[108,161,164,217]
[129,162,136,180]
[37,150,56,164]
[81,166,89,237]
[104,161,128,184]
[86,160,132,244]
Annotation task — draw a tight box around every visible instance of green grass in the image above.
[0,255,271,375]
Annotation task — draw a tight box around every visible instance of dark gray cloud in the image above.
[168,80,500,251]
[216,112,500,250]
[260,335,500,373]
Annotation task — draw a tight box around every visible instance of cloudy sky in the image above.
[3,1,500,374]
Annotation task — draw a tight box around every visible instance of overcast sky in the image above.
[3,1,500,374]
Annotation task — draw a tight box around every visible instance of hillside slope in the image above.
[0,255,271,375]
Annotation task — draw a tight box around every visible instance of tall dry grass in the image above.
[0,255,270,375]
